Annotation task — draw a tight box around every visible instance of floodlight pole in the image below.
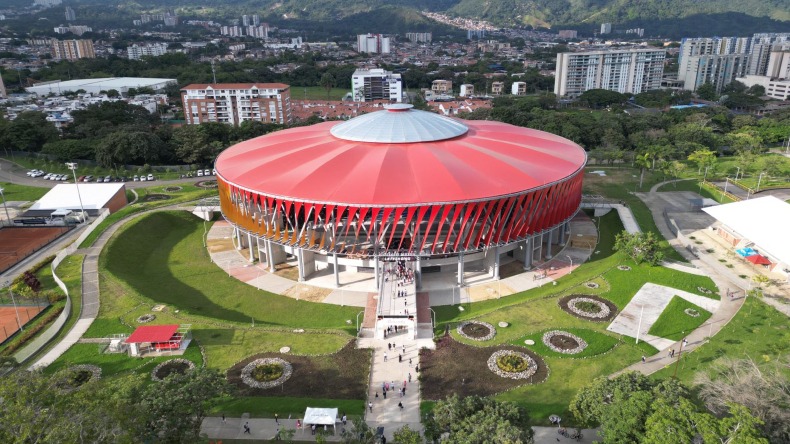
[565,255,573,274]
[0,187,11,226]
[65,162,87,223]
[4,282,23,332]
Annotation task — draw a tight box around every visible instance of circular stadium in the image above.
[215,104,586,288]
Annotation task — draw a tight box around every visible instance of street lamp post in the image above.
[757,172,766,192]
[565,255,573,274]
[0,187,11,226]
[735,166,740,181]
[65,162,87,223]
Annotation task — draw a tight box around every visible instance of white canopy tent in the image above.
[302,407,338,434]
[702,196,790,272]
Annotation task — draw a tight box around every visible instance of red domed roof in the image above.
[216,114,586,206]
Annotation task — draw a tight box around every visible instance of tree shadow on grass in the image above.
[104,212,284,326]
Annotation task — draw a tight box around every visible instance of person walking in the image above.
[311,424,316,435]
[641,355,646,364]
[342,414,347,426]
[398,401,403,410]
[399,354,402,363]
[383,390,387,399]
[244,422,251,434]
[221,413,226,423]
[375,392,379,399]
[369,401,373,413]
[275,413,279,425]
[388,343,392,351]
[384,352,388,362]
[408,373,412,383]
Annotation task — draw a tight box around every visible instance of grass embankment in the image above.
[78,183,215,248]
[0,181,49,201]
[583,166,685,262]
[651,297,790,383]
[427,210,717,424]
[647,296,712,341]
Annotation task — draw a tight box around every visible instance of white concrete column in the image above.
[297,249,305,282]
[416,256,422,289]
[375,255,380,290]
[493,246,500,280]
[267,240,276,272]
[333,253,340,288]
[247,232,254,262]
[457,252,465,286]
[558,225,567,246]
[523,237,533,269]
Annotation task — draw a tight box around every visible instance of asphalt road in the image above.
[0,158,210,189]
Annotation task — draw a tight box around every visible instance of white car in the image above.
[60,175,68,181]
[204,169,211,176]
[33,170,46,177]
[42,173,53,180]
[147,174,154,181]
[139,176,147,182]
[133,175,139,181]
[212,168,217,176]
[26,170,39,177]
[196,170,204,177]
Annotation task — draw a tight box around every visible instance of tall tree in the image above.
[424,395,534,444]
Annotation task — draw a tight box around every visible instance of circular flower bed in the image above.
[196,180,218,188]
[241,358,292,389]
[697,287,713,295]
[568,297,611,319]
[163,186,182,192]
[151,358,195,381]
[684,308,700,317]
[585,282,600,289]
[58,364,101,391]
[542,331,588,354]
[487,350,537,380]
[457,321,496,341]
[143,194,171,202]
[617,265,632,271]
[136,313,156,323]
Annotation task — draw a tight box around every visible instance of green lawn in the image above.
[651,297,790,384]
[102,211,359,330]
[647,296,712,341]
[514,328,620,359]
[44,341,203,376]
[0,181,49,202]
[78,183,214,248]
[293,86,349,101]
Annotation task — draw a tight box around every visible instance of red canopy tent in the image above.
[125,324,190,356]
[745,254,771,265]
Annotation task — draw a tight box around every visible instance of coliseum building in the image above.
[215,104,586,293]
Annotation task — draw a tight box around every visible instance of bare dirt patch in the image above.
[143,194,171,202]
[419,335,548,400]
[549,334,580,351]
[227,341,370,399]
[283,284,331,303]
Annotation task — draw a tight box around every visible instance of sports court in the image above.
[0,305,47,343]
[0,227,70,273]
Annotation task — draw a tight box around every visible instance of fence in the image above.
[13,208,109,364]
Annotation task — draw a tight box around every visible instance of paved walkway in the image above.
[199,416,600,443]
[612,180,748,376]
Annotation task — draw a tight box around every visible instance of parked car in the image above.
[196,170,204,177]
[139,176,147,182]
[42,173,53,180]
[26,170,39,177]
[204,169,211,176]
[102,175,111,182]
[33,170,46,177]
[133,175,139,181]
[83,175,94,182]
[147,174,154,181]
[212,168,217,175]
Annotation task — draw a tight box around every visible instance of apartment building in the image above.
[181,83,292,126]
[406,32,432,43]
[678,37,750,80]
[432,80,453,94]
[512,82,527,95]
[51,39,95,60]
[357,34,390,54]
[558,30,577,39]
[351,69,402,102]
[491,82,505,95]
[554,49,666,98]
[459,84,474,97]
[127,43,168,60]
[683,54,750,92]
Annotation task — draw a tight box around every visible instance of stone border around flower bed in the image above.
[487,350,538,380]
[240,357,293,389]
[617,265,631,271]
[151,358,196,382]
[541,330,588,355]
[457,320,497,341]
[684,308,700,317]
[568,297,611,319]
[558,294,618,322]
